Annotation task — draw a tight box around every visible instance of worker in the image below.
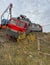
[20,15,26,19]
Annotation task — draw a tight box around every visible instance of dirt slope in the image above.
[0,30,50,65]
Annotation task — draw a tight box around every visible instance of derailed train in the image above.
[6,15,42,38]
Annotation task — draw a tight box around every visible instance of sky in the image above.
[0,0,50,32]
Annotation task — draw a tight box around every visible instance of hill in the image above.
[0,30,50,65]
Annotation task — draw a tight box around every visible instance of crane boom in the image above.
[0,3,13,29]
[1,3,13,19]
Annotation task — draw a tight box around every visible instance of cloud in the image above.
[0,0,50,32]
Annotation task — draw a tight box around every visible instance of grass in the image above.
[0,30,50,65]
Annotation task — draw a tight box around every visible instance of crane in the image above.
[1,3,13,19]
[0,3,13,29]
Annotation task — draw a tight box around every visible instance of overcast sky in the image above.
[0,0,50,32]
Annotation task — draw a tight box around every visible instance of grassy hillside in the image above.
[0,30,50,65]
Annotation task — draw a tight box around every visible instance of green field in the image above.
[0,30,50,65]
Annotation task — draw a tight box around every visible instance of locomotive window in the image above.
[37,25,39,28]
[21,19,31,25]
[10,20,16,25]
[17,22,24,27]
